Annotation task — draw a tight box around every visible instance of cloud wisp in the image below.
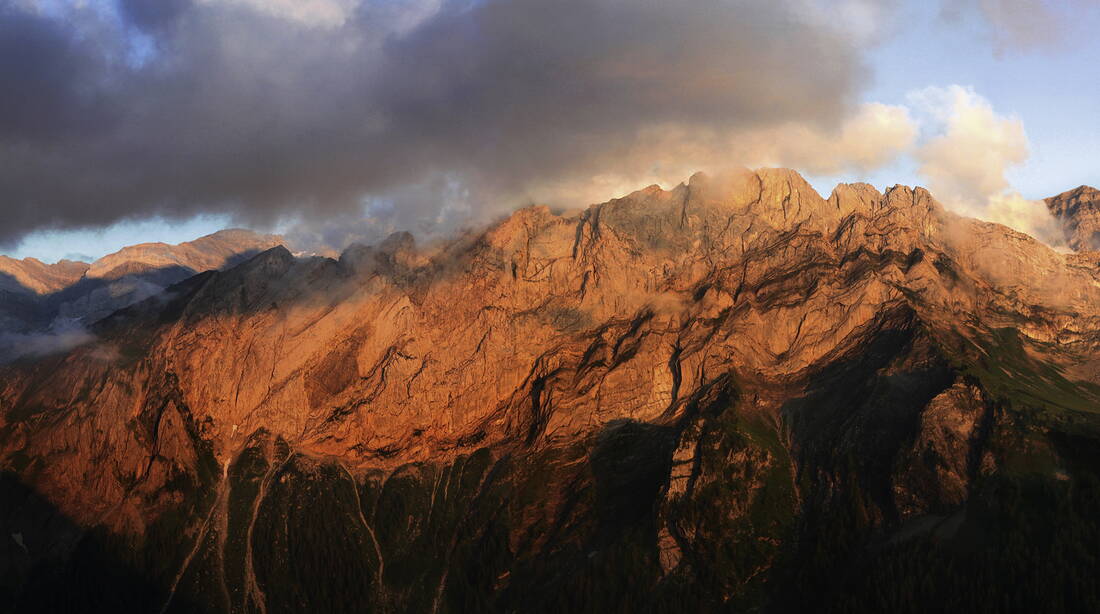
[940,0,1080,54]
[0,317,94,364]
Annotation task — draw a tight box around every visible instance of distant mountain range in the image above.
[0,229,284,336]
[2,171,1100,613]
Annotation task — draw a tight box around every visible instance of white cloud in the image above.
[759,102,919,175]
[907,84,1065,246]
[985,192,1067,246]
[495,102,919,213]
[910,85,1028,207]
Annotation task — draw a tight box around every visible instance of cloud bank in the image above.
[2,0,1087,254]
[1,0,886,249]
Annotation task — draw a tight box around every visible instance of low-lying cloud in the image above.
[0,318,94,364]
[280,100,921,253]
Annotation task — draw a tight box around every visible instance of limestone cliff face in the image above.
[1046,185,1100,251]
[3,169,1100,613]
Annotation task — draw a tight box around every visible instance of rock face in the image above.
[0,229,283,336]
[3,169,1100,613]
[1046,185,1100,250]
[0,258,89,296]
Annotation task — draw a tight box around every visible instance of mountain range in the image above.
[2,169,1100,613]
[0,230,284,362]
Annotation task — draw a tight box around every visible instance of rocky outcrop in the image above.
[3,168,1100,613]
[1046,185,1100,251]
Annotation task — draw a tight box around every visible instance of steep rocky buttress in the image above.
[1046,185,1100,251]
[2,168,1100,613]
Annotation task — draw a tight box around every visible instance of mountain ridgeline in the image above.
[0,229,284,341]
[3,169,1100,613]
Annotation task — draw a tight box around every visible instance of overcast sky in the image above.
[4,0,1099,262]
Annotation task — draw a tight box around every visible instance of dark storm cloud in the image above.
[0,0,870,248]
[0,3,117,140]
[117,0,192,32]
[373,0,858,192]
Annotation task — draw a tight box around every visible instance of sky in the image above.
[3,0,1099,263]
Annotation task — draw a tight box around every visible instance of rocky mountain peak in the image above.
[1045,184,1100,250]
[0,256,90,296]
[828,182,883,215]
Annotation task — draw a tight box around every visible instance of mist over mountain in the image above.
[2,169,1100,613]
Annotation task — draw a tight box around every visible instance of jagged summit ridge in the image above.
[7,167,1094,481]
[4,168,1100,612]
